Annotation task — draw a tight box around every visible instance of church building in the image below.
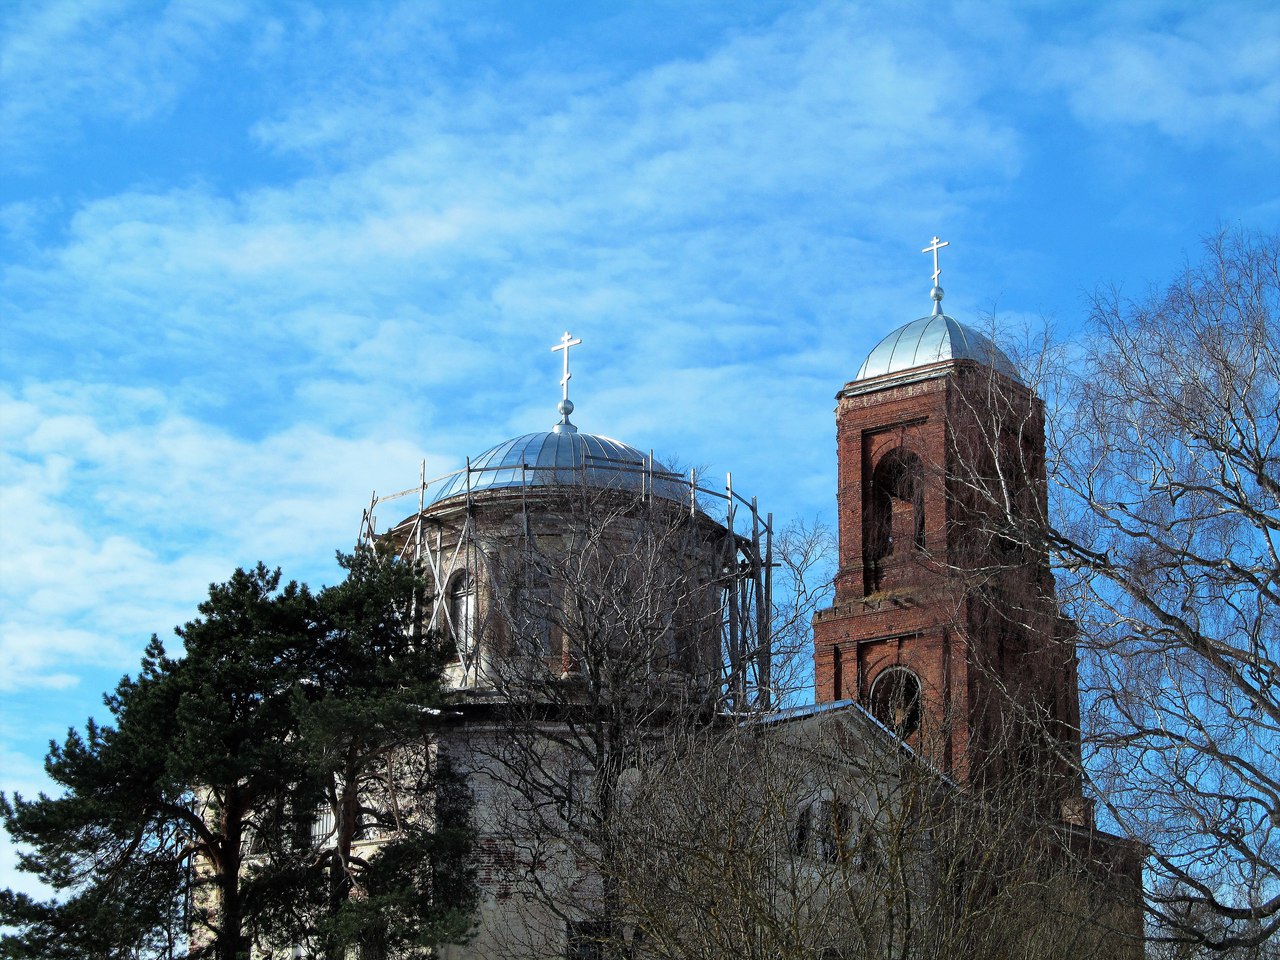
[346,238,1139,959]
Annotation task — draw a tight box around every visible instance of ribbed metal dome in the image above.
[854,314,1021,383]
[428,430,686,506]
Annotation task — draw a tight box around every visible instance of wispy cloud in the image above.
[0,381,436,692]
[1,0,253,168]
[1036,5,1280,144]
[5,1,1020,429]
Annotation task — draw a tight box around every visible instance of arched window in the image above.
[868,667,922,738]
[447,572,475,659]
[863,448,925,590]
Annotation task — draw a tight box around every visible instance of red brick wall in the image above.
[813,360,1082,801]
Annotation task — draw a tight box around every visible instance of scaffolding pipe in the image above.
[365,451,776,711]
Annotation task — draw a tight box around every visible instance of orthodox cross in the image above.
[922,235,949,287]
[552,330,582,403]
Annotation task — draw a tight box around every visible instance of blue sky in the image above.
[1,0,1277,894]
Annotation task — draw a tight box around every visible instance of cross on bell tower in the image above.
[922,235,949,315]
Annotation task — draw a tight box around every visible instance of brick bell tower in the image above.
[813,239,1086,818]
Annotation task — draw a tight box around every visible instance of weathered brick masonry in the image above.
[813,355,1083,809]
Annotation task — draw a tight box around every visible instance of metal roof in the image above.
[428,430,687,506]
[853,313,1021,383]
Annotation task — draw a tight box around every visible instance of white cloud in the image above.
[1,0,1023,485]
[0,381,439,693]
[0,0,253,165]
[0,199,47,248]
[1036,5,1280,144]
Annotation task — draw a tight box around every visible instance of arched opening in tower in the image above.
[863,447,925,591]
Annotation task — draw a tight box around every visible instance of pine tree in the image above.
[1,555,476,959]
[261,549,477,959]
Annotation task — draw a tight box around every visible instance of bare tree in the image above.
[603,709,1140,960]
[448,473,1145,960]
[771,518,838,702]
[484,488,722,954]
[951,228,1279,952]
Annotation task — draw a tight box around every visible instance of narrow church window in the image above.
[653,609,680,669]
[447,571,475,659]
[818,799,850,862]
[791,803,811,856]
[564,768,592,826]
[868,667,922,738]
[514,574,554,656]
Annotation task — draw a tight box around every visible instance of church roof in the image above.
[427,429,686,506]
[853,313,1021,384]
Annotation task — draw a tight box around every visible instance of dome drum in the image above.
[360,428,776,714]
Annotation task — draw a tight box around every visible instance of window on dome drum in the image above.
[868,667,922,738]
[514,575,554,656]
[447,571,475,659]
[653,610,680,669]
[863,447,925,591]
[564,768,591,826]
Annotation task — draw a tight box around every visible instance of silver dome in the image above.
[428,430,686,506]
[854,314,1021,383]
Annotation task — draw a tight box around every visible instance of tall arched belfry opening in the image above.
[813,240,1086,819]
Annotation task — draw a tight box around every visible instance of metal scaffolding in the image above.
[357,453,775,712]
